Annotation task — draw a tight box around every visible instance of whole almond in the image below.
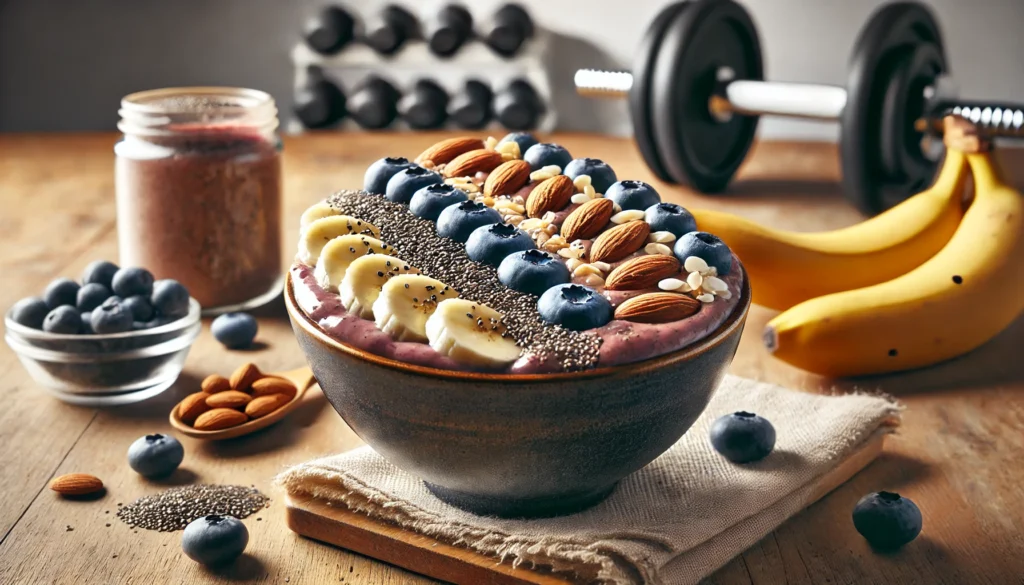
[526,175,574,218]
[483,160,532,197]
[605,255,682,290]
[251,377,297,399]
[443,149,505,178]
[205,390,252,409]
[561,198,615,241]
[50,473,103,496]
[200,374,231,394]
[193,408,249,431]
[590,220,650,263]
[245,393,292,419]
[178,392,212,423]
[415,137,485,165]
[614,292,701,323]
[229,363,262,391]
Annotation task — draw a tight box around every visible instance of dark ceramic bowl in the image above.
[286,270,750,518]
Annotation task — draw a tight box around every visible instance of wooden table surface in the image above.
[0,133,1021,585]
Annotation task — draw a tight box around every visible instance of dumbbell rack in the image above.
[288,13,556,134]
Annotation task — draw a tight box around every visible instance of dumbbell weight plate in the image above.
[841,1,946,215]
[629,2,689,183]
[651,0,763,191]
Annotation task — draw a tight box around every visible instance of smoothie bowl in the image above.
[286,134,751,517]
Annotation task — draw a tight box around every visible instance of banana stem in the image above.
[966,152,1009,193]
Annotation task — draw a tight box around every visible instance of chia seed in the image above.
[116,484,269,532]
[327,190,602,371]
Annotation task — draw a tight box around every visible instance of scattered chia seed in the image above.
[326,190,602,371]
[116,484,269,532]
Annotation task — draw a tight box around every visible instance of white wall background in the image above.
[1,0,1022,139]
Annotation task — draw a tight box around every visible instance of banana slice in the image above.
[314,235,396,292]
[339,255,420,318]
[298,215,382,265]
[299,202,341,230]
[426,299,522,369]
[373,274,458,342]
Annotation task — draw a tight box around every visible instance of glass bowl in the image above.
[4,299,201,406]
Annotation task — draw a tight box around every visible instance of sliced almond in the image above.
[415,137,485,165]
[245,393,292,419]
[50,473,103,496]
[614,292,701,324]
[200,374,231,394]
[251,377,297,400]
[590,220,650,263]
[605,255,681,291]
[483,160,532,197]
[525,175,574,218]
[193,408,249,431]
[560,198,615,241]
[205,390,252,409]
[443,149,505,178]
[229,363,262,392]
[178,392,212,423]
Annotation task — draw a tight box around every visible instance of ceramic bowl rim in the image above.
[285,265,750,383]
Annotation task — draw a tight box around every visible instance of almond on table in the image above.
[50,473,103,496]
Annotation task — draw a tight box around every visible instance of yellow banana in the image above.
[764,151,1024,377]
[691,150,968,310]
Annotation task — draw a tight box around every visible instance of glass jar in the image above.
[115,87,283,314]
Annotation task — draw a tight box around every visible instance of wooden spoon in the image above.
[169,367,317,441]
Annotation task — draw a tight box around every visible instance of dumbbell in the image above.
[303,5,355,55]
[574,0,1024,215]
[398,80,449,130]
[293,70,347,129]
[494,79,545,130]
[448,80,493,129]
[364,5,418,55]
[348,76,400,129]
[482,4,534,57]
[424,4,474,58]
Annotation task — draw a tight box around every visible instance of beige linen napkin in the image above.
[277,375,900,585]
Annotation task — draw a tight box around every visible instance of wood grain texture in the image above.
[0,132,1021,585]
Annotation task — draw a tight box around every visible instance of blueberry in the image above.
[498,249,571,296]
[436,200,503,243]
[122,295,155,321]
[211,312,258,349]
[363,156,415,195]
[112,267,155,298]
[564,158,618,194]
[523,143,572,171]
[81,311,94,334]
[81,260,119,288]
[91,297,134,334]
[606,180,661,211]
[537,284,613,331]
[709,411,776,463]
[853,491,923,550]
[385,166,443,204]
[465,223,535,266]
[10,297,49,329]
[409,183,468,222]
[43,278,80,310]
[182,515,249,566]
[151,279,191,319]
[76,283,113,312]
[645,202,697,237]
[498,132,538,155]
[127,433,184,478]
[42,306,82,334]
[674,231,733,276]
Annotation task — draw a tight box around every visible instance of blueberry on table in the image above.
[385,166,443,204]
[409,183,468,221]
[498,132,538,155]
[127,433,184,478]
[852,491,923,550]
[498,249,571,296]
[364,156,416,195]
[645,202,697,237]
[465,223,535,266]
[674,231,733,276]
[43,278,80,310]
[10,297,50,329]
[91,297,134,334]
[122,295,155,322]
[709,411,776,463]
[111,267,155,298]
[211,312,259,349]
[523,143,572,171]
[436,200,503,243]
[151,279,191,320]
[182,515,249,566]
[81,260,120,288]
[42,306,82,334]
[606,180,662,211]
[76,283,113,312]
[564,158,618,194]
[537,284,613,331]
